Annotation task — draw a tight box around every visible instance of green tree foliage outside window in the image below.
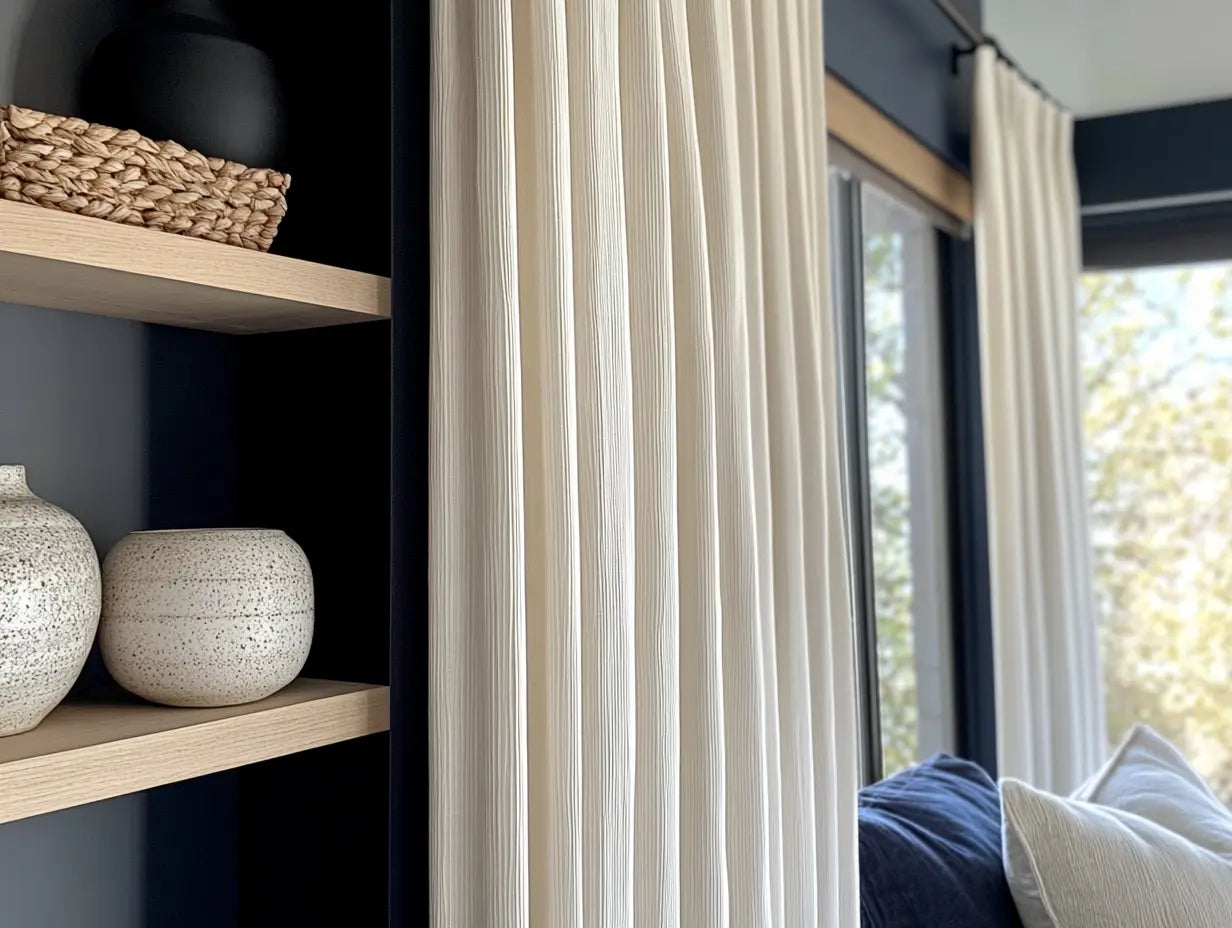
[864,229,919,778]
[1082,265,1232,803]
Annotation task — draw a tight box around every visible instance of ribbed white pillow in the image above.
[1073,724,1232,858]
[1001,724,1232,928]
[1001,778,1232,928]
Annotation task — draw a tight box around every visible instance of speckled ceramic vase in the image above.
[0,465,102,736]
[99,529,313,707]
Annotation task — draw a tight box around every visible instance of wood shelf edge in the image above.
[0,679,389,825]
[0,200,391,333]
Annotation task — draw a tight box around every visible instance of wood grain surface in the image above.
[0,200,391,333]
[0,678,390,824]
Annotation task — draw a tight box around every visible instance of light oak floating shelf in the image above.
[0,678,389,825]
[0,200,391,334]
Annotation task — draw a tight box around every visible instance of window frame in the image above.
[829,165,994,784]
[938,232,999,778]
[830,171,884,784]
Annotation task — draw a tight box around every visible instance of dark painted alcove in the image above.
[0,0,393,924]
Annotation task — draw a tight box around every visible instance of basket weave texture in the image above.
[0,105,289,251]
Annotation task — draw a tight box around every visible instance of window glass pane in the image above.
[861,185,954,778]
[1081,262,1232,801]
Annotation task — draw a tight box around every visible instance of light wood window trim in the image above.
[825,73,973,225]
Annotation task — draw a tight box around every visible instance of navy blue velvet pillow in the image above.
[859,754,1023,928]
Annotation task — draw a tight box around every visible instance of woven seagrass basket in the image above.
[0,104,289,252]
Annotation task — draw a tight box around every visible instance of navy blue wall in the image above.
[1076,99,1232,207]
[825,0,980,170]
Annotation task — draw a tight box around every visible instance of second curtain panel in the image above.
[973,44,1107,793]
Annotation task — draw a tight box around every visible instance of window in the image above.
[1081,261,1232,802]
[830,171,957,782]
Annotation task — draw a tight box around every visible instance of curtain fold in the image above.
[972,45,1107,794]
[430,0,859,923]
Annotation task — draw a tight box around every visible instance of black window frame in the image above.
[830,170,997,785]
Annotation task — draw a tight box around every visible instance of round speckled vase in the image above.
[0,465,102,736]
[99,528,313,707]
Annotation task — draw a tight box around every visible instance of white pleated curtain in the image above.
[430,0,859,924]
[972,46,1107,794]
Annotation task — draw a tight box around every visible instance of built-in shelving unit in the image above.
[0,200,391,333]
[0,1,394,919]
[0,678,389,825]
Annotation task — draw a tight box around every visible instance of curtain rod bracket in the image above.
[932,0,1064,109]
[951,44,977,76]
[947,38,1063,110]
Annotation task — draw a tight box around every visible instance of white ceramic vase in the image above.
[0,465,102,736]
[100,528,313,707]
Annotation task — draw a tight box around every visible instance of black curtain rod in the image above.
[932,0,982,46]
[930,0,1064,109]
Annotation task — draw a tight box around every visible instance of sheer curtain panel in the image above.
[972,45,1107,793]
[429,1,860,924]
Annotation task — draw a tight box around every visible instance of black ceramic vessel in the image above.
[81,0,286,167]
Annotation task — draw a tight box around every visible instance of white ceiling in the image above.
[984,0,1232,117]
